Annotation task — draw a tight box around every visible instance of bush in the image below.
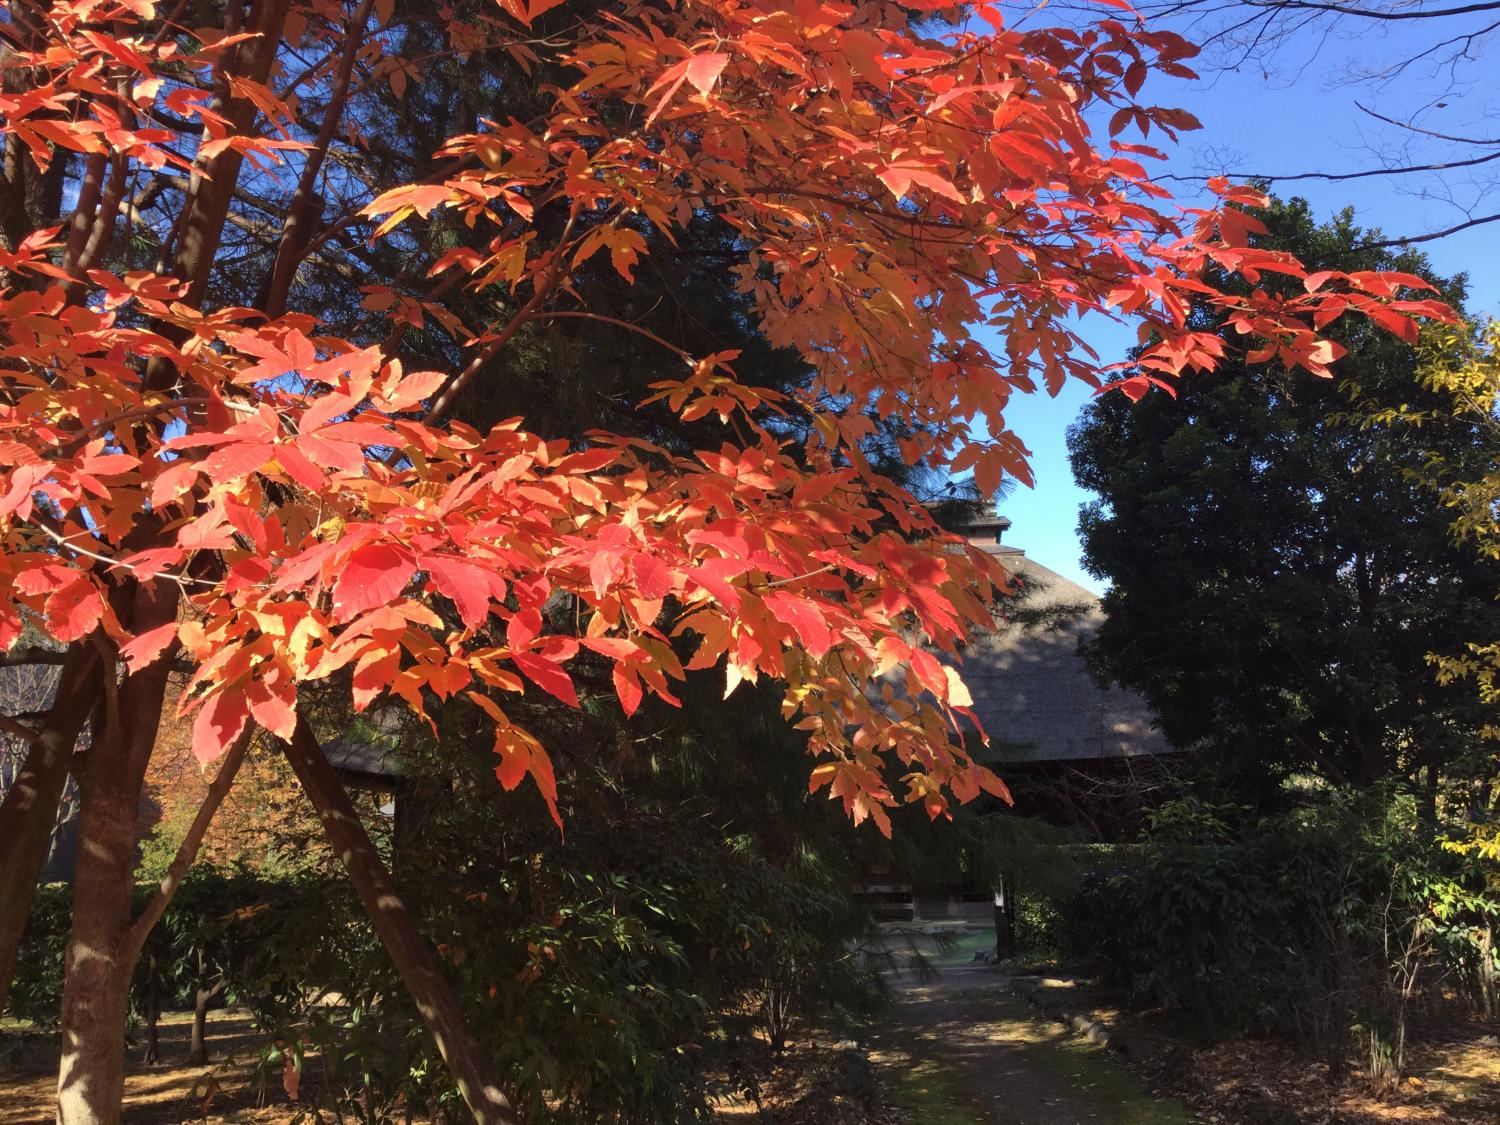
[1057,791,1500,1087]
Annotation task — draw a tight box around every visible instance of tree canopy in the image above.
[1069,197,1500,795]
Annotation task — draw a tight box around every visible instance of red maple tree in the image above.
[0,0,1450,1120]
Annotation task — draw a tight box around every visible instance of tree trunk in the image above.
[56,589,176,1125]
[282,717,518,1125]
[142,957,160,1066]
[993,873,1015,961]
[187,981,226,1067]
[0,645,98,1014]
[189,991,210,1067]
[54,778,151,1125]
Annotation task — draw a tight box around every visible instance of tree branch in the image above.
[1249,0,1500,21]
[1156,147,1500,185]
[1356,210,1500,247]
[261,0,378,317]
[0,715,39,743]
[121,725,253,961]
[0,647,72,667]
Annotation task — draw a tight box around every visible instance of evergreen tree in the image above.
[1069,198,1500,795]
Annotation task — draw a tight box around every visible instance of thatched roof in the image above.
[954,527,1175,764]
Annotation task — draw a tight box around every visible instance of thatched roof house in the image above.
[956,515,1174,765]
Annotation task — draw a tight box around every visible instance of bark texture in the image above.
[55,588,176,1125]
[0,645,99,1015]
[282,717,518,1125]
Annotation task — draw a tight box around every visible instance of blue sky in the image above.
[986,12,1500,593]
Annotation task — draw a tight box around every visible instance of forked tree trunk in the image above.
[0,646,99,1014]
[186,944,228,1067]
[187,982,226,1067]
[282,717,518,1125]
[55,763,157,1124]
[53,674,248,1124]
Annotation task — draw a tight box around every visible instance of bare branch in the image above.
[1355,209,1500,246]
[0,647,72,667]
[1247,0,1500,21]
[1156,147,1500,184]
[1355,101,1500,146]
[261,0,379,317]
[0,715,40,743]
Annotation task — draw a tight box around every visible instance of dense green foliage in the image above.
[1069,198,1500,795]
[1057,199,1500,1093]
[15,843,878,1121]
[1059,792,1498,1087]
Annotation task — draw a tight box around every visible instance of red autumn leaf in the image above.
[579,636,638,659]
[763,592,833,657]
[116,547,185,580]
[120,621,178,672]
[203,440,273,482]
[191,688,250,765]
[876,162,964,203]
[353,646,401,711]
[272,442,325,491]
[425,555,499,630]
[908,647,948,698]
[246,677,297,741]
[631,553,674,599]
[45,577,102,643]
[512,652,579,707]
[151,459,200,507]
[612,663,644,718]
[333,543,416,621]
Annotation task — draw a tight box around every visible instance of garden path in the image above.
[871,967,1195,1125]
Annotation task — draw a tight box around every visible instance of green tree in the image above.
[1068,198,1500,797]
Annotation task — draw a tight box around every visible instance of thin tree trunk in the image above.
[0,645,99,1014]
[142,957,160,1066]
[282,716,518,1125]
[187,965,226,1067]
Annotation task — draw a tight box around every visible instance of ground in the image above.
[3,951,1496,1123]
[1,1011,283,1124]
[873,966,1193,1125]
[1010,970,1500,1125]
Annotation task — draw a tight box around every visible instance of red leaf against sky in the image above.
[0,0,1451,845]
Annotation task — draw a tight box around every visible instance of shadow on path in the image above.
[871,970,1195,1125]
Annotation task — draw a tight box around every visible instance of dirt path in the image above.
[1,1011,285,1125]
[870,967,1196,1125]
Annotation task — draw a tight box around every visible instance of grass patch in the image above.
[1025,1033,1195,1125]
[883,1057,984,1125]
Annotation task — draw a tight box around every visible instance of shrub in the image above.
[1058,791,1500,1087]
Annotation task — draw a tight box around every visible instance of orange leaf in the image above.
[684,52,729,95]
